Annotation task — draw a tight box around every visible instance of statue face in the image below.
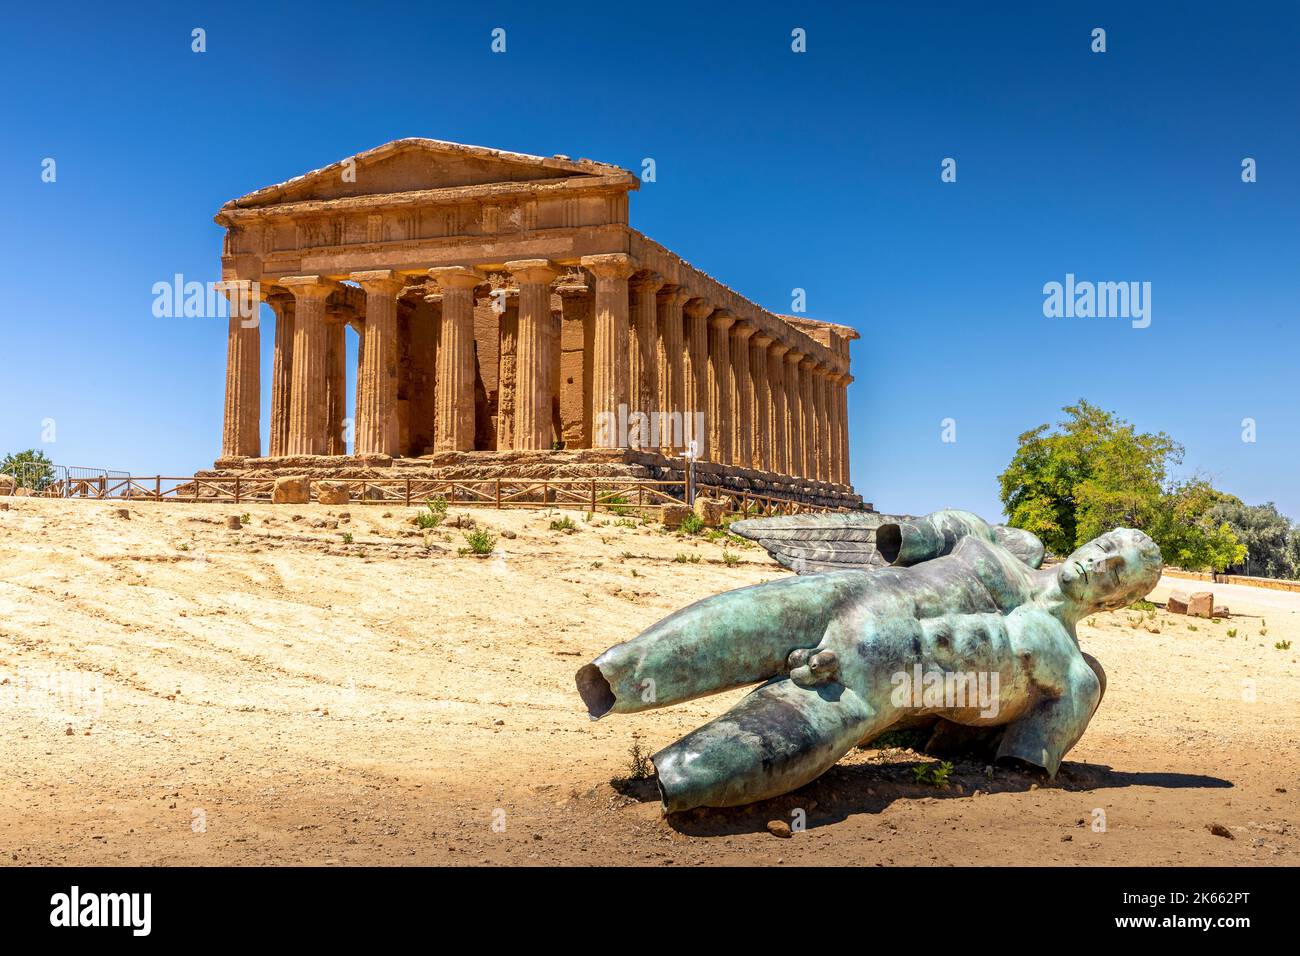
[1057,529,1162,612]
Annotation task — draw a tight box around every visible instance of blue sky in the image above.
[2,1,1295,520]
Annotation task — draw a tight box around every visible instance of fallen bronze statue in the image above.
[576,509,1162,813]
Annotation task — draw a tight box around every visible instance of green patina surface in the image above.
[577,509,1163,812]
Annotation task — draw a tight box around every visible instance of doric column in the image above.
[837,372,853,485]
[707,310,736,464]
[428,266,483,452]
[280,276,337,456]
[813,365,831,481]
[826,370,844,485]
[683,299,713,457]
[784,350,804,477]
[750,334,772,472]
[767,340,790,476]
[505,259,558,450]
[219,281,262,459]
[324,307,349,455]
[729,321,756,469]
[799,355,818,481]
[655,286,687,450]
[628,274,663,447]
[267,293,295,457]
[557,282,592,448]
[495,290,519,450]
[580,254,634,448]
[351,270,404,456]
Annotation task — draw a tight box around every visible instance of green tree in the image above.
[1,449,56,491]
[998,402,1244,572]
[1206,499,1296,578]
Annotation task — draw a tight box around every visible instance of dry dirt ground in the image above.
[1,497,1296,866]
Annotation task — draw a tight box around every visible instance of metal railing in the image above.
[11,475,857,516]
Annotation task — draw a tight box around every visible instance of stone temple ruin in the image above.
[205,139,861,508]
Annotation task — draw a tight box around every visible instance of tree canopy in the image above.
[997,402,1247,573]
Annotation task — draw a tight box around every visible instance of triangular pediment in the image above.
[221,138,633,210]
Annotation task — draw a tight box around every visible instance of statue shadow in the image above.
[654,755,1233,838]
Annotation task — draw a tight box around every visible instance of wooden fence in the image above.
[34,475,858,517]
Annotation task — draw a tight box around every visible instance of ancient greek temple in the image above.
[213,139,859,503]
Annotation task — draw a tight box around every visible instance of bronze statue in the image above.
[577,510,1161,812]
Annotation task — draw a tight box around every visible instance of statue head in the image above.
[1056,528,1163,613]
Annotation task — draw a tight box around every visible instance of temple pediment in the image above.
[220,138,636,212]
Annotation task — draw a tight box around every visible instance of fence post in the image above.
[496,479,502,509]
[590,479,597,512]
[235,476,241,504]
[404,478,411,507]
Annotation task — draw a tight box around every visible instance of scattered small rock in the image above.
[114,508,130,520]
[501,530,517,539]
[225,515,242,530]
[1207,822,1234,839]
[1061,834,1073,842]
[766,820,792,839]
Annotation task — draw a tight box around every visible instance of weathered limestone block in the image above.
[1187,591,1214,619]
[1167,591,1190,614]
[693,496,728,528]
[661,504,692,529]
[1212,605,1230,619]
[0,475,14,495]
[316,480,351,505]
[272,476,311,504]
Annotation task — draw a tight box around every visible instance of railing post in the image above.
[404,478,411,507]
[155,476,161,500]
[590,479,597,512]
[235,476,241,504]
[496,479,502,509]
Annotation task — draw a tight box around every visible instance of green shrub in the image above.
[680,513,704,535]
[912,760,954,787]
[462,528,496,555]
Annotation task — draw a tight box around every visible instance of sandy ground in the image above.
[0,497,1295,866]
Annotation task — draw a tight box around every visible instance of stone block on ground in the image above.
[0,475,14,495]
[272,476,311,505]
[1167,592,1190,614]
[1187,591,1214,619]
[316,480,351,505]
[1212,605,1230,619]
[693,496,728,528]
[661,504,692,529]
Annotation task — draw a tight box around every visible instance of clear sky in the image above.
[2,1,1295,520]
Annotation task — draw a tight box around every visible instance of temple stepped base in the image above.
[205,449,866,510]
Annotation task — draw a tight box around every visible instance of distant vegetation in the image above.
[1,449,56,491]
[998,401,1299,576]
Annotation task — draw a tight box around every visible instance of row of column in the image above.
[581,254,851,485]
[220,258,852,485]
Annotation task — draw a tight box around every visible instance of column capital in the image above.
[350,269,405,294]
[504,259,559,285]
[710,309,737,331]
[629,271,665,294]
[580,253,634,281]
[785,349,805,365]
[799,355,818,370]
[278,275,339,300]
[768,339,792,357]
[730,320,757,341]
[656,284,688,307]
[834,371,855,386]
[751,332,773,349]
[428,266,485,290]
[214,279,267,302]
[683,298,714,321]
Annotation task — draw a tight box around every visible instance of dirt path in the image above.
[0,498,1295,865]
